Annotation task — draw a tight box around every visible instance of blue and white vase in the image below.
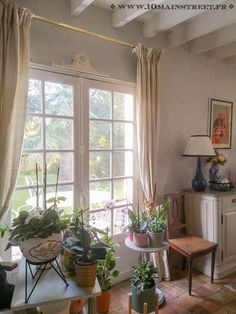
[209,164,221,183]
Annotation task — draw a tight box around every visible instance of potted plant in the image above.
[130,261,159,313]
[63,206,110,287]
[96,229,119,313]
[5,164,70,263]
[127,208,138,241]
[133,210,149,248]
[6,206,69,263]
[147,202,168,247]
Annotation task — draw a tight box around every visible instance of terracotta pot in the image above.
[96,290,111,313]
[70,299,85,314]
[133,232,148,247]
[74,259,97,287]
[20,233,62,263]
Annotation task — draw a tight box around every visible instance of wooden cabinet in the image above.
[184,189,236,279]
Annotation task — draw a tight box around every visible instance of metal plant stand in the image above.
[25,257,69,303]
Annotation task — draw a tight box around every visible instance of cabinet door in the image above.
[222,208,236,264]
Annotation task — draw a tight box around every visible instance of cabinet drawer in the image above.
[221,195,236,209]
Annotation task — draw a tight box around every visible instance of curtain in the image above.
[0,2,32,220]
[133,44,170,280]
[133,43,161,210]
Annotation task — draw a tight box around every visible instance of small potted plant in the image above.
[147,202,168,247]
[96,229,119,313]
[133,210,149,248]
[127,208,138,241]
[130,261,159,313]
[63,206,110,287]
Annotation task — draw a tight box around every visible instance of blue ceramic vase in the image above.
[209,164,221,183]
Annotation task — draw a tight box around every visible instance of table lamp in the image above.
[183,135,216,192]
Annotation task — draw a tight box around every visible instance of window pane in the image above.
[45,82,73,116]
[11,189,42,220]
[89,121,111,149]
[24,116,42,150]
[16,153,43,186]
[114,122,133,149]
[113,151,133,177]
[113,207,128,235]
[114,92,133,121]
[46,153,73,183]
[46,185,73,214]
[89,181,111,210]
[90,210,111,231]
[113,178,133,201]
[46,118,73,149]
[89,152,110,180]
[89,89,111,119]
[28,79,42,113]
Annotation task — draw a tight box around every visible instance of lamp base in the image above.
[192,157,207,192]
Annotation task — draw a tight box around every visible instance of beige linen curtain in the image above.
[133,44,170,280]
[133,43,161,210]
[0,2,32,220]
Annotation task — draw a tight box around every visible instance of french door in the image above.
[7,67,138,279]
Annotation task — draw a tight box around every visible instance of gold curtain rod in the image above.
[33,15,135,49]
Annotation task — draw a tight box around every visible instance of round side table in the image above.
[125,237,169,306]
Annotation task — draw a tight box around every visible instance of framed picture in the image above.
[209,98,233,149]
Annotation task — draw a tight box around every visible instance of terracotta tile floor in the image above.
[110,268,236,314]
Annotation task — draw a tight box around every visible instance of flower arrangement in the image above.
[206,150,227,166]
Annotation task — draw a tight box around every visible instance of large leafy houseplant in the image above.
[63,205,110,287]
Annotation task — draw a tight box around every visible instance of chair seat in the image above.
[169,235,217,257]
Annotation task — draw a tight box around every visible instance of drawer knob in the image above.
[232,199,236,203]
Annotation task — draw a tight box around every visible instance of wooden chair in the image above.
[128,294,159,314]
[164,192,217,295]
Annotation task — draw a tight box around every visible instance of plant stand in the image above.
[125,237,168,307]
[25,257,69,303]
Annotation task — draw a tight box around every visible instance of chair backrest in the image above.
[164,192,187,240]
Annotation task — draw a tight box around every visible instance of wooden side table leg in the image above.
[143,303,147,314]
[155,295,159,314]
[88,297,96,314]
[128,293,132,314]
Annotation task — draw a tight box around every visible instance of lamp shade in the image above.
[183,135,216,157]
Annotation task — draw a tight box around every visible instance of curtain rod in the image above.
[33,15,135,49]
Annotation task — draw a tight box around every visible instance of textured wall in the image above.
[16,0,236,197]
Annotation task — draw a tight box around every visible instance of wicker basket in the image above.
[209,182,232,191]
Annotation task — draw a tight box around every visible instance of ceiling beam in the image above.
[189,24,236,54]
[143,0,209,38]
[208,42,236,61]
[112,0,167,28]
[71,0,95,16]
[168,0,236,47]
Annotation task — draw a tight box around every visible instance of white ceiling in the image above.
[70,0,236,65]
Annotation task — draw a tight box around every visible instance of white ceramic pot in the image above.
[20,233,62,263]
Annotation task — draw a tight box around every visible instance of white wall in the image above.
[158,46,236,197]
[16,0,236,197]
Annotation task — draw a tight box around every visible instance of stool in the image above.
[128,294,159,314]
